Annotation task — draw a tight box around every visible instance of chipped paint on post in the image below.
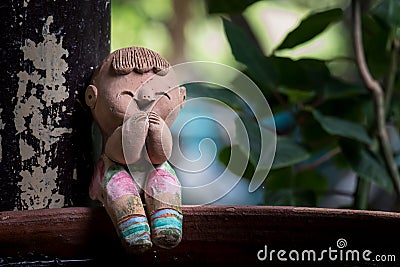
[0,0,110,211]
[14,16,69,209]
[23,0,30,8]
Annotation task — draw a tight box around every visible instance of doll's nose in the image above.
[135,90,155,109]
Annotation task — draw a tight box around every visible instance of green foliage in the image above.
[371,0,400,29]
[340,139,393,192]
[111,0,172,54]
[219,145,255,180]
[205,0,400,208]
[187,83,248,111]
[223,19,276,88]
[319,78,367,100]
[276,8,343,50]
[272,137,310,169]
[271,57,329,90]
[312,110,373,144]
[361,15,391,79]
[205,0,259,14]
[264,168,328,206]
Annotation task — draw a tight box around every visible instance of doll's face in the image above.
[87,69,185,137]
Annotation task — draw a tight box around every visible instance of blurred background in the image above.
[111,0,349,65]
[111,0,400,210]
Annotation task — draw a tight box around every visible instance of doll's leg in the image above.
[89,156,152,253]
[144,162,183,249]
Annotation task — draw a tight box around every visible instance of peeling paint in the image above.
[14,16,69,210]
[19,162,64,209]
[19,139,35,161]
[23,0,30,8]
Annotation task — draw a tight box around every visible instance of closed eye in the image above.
[121,91,134,98]
[155,91,171,100]
[155,92,171,100]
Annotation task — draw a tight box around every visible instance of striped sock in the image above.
[150,209,183,249]
[117,215,152,253]
[90,157,153,254]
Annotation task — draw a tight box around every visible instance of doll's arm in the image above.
[105,112,149,165]
[145,111,173,165]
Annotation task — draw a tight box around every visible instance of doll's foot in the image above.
[150,208,183,249]
[119,215,152,254]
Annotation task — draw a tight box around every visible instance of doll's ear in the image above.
[85,85,98,109]
[179,86,186,108]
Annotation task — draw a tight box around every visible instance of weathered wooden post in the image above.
[0,0,110,210]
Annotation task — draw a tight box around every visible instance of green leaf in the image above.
[223,18,277,87]
[298,58,331,86]
[312,110,373,145]
[320,78,367,100]
[278,87,316,103]
[273,63,367,101]
[362,15,391,79]
[371,0,400,28]
[340,140,393,192]
[205,0,259,14]
[235,115,261,166]
[270,57,308,88]
[272,136,310,169]
[266,168,327,191]
[186,83,248,111]
[300,112,334,152]
[265,189,318,206]
[265,167,293,190]
[296,170,328,193]
[270,57,331,90]
[264,168,328,206]
[276,8,343,50]
[218,145,255,180]
[314,97,371,125]
[392,96,400,128]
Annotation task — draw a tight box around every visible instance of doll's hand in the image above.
[145,111,173,165]
[105,111,149,164]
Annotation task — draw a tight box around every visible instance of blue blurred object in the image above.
[170,97,264,205]
[263,110,295,134]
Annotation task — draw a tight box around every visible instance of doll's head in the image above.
[85,46,186,139]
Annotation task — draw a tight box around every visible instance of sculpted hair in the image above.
[111,46,170,75]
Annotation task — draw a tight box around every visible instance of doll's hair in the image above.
[111,46,170,75]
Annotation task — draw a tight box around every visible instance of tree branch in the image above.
[351,0,400,197]
[295,147,341,173]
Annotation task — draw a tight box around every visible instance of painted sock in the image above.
[117,214,151,253]
[145,162,183,249]
[150,208,183,249]
[90,156,152,253]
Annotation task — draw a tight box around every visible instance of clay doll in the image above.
[85,46,186,253]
